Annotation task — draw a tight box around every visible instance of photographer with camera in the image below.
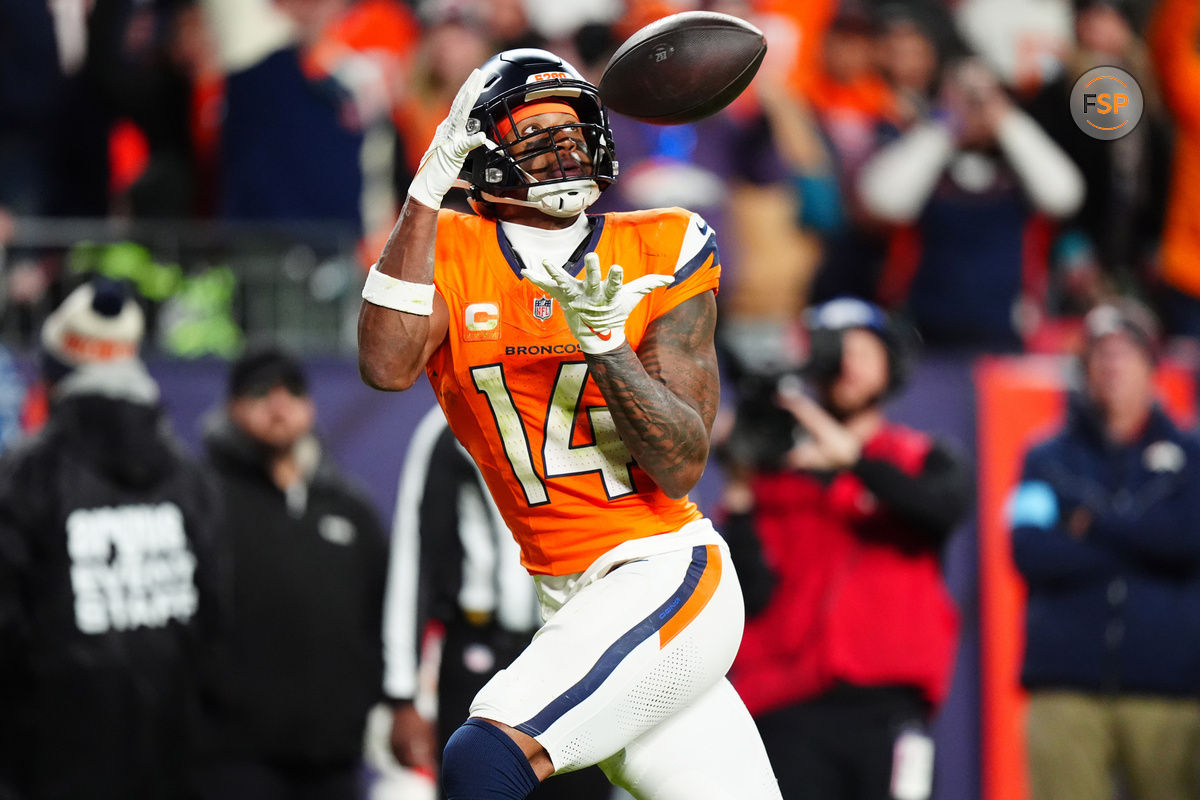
[721,297,970,800]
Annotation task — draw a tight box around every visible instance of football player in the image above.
[358,49,781,800]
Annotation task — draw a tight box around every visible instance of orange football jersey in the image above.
[426,207,720,576]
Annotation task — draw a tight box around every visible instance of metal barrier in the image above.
[0,217,365,357]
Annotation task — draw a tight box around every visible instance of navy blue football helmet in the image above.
[459,49,618,217]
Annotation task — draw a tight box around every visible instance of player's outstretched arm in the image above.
[587,292,719,499]
[357,201,450,391]
[358,69,486,391]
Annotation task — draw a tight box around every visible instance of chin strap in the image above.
[461,136,602,217]
[477,179,600,218]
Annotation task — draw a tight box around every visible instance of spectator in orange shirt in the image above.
[1150,0,1200,338]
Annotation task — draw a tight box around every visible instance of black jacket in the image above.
[0,364,219,800]
[199,414,388,766]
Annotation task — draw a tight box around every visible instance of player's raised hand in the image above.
[523,252,674,354]
[408,68,488,210]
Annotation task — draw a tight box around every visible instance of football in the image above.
[598,11,767,125]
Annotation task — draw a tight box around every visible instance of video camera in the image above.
[717,298,916,473]
[719,364,807,473]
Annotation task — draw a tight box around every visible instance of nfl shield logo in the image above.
[533,296,553,321]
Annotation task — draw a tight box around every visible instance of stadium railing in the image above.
[0,216,365,357]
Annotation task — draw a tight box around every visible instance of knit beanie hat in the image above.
[41,279,145,377]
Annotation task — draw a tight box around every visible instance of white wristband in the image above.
[361,264,436,316]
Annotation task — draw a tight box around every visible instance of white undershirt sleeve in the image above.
[857,122,955,224]
[995,109,1086,219]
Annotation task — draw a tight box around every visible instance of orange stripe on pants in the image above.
[659,544,722,648]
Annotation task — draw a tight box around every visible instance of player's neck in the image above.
[492,203,583,230]
[500,213,590,240]
[501,214,591,274]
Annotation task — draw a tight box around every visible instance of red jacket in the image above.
[730,424,960,717]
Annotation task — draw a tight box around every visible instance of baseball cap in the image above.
[802,296,917,394]
[1081,299,1160,363]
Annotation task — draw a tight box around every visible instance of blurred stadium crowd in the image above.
[0,0,1192,361]
[3,0,1200,799]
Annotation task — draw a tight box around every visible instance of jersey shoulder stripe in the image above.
[598,208,720,320]
[672,211,719,286]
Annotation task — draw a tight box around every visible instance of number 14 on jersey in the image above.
[471,362,637,505]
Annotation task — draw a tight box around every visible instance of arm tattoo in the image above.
[586,292,720,498]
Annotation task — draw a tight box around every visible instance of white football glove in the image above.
[523,252,674,355]
[407,69,487,210]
